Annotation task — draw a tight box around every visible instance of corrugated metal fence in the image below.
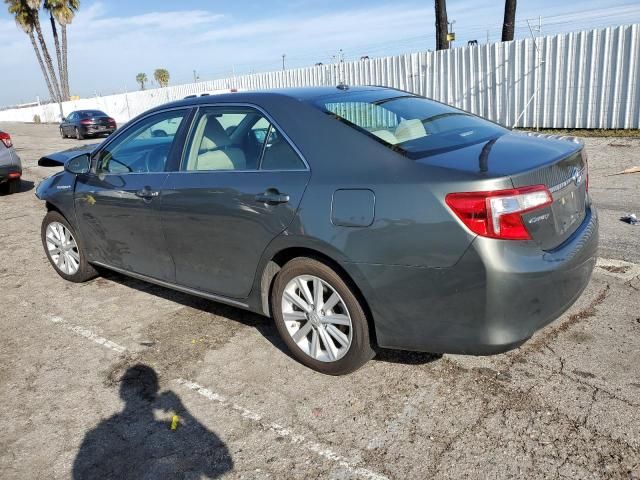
[1,23,638,128]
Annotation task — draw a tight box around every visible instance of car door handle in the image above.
[255,189,289,205]
[135,187,159,199]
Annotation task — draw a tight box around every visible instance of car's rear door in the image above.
[161,105,311,298]
[74,108,192,280]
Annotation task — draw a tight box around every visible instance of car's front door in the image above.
[74,108,191,280]
[161,105,311,298]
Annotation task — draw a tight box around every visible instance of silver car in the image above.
[0,131,22,194]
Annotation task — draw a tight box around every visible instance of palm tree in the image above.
[154,69,170,88]
[136,73,148,90]
[6,0,54,100]
[5,0,61,102]
[502,0,517,42]
[434,0,449,50]
[28,0,62,102]
[44,0,79,100]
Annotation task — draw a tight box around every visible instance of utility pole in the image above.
[193,70,199,83]
[434,0,449,50]
[502,0,517,42]
[282,54,286,71]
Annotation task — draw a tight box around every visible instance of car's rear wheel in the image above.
[271,257,375,375]
[41,211,98,282]
[75,127,83,140]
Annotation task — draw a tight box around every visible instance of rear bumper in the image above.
[349,206,599,355]
[79,126,115,136]
[0,164,22,183]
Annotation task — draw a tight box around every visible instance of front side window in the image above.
[314,91,506,158]
[96,110,187,174]
[183,106,305,171]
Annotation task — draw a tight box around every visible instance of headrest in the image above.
[395,119,426,143]
[199,117,231,151]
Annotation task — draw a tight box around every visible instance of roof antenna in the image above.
[336,82,349,90]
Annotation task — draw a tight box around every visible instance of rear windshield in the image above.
[79,110,107,118]
[313,91,506,158]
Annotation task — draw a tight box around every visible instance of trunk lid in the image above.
[417,131,587,250]
[85,116,112,126]
[511,146,587,250]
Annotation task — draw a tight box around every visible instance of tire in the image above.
[75,127,83,140]
[41,210,98,283]
[60,127,66,138]
[7,179,20,194]
[271,257,375,375]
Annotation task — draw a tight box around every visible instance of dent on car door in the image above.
[161,105,311,298]
[74,108,191,280]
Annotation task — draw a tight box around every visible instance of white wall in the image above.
[1,24,638,129]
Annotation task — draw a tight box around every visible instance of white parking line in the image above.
[46,316,388,480]
[49,316,126,353]
[177,379,389,480]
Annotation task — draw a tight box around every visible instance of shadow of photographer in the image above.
[73,364,233,479]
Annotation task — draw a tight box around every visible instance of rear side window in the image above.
[260,127,305,170]
[315,92,506,158]
[182,106,305,172]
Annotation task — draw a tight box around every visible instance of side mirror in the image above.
[65,153,91,174]
[61,117,66,122]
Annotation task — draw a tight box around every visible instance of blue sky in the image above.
[1,0,639,106]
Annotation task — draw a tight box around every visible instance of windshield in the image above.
[314,91,506,158]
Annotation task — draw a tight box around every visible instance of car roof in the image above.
[158,85,399,111]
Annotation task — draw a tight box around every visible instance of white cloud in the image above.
[73,3,224,32]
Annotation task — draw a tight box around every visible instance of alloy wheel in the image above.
[281,274,353,362]
[45,221,80,275]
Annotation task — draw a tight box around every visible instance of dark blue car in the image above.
[36,86,598,374]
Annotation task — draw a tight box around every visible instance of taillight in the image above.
[0,132,12,148]
[445,185,553,240]
[80,119,92,125]
[107,117,116,124]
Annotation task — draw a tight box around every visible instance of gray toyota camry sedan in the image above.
[35,86,598,375]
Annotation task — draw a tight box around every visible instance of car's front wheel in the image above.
[60,127,66,138]
[271,257,375,375]
[41,211,98,282]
